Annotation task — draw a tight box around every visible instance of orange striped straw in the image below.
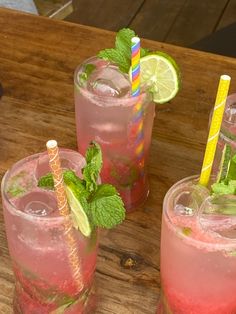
[46,140,83,291]
[131,37,145,167]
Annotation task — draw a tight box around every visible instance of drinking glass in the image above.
[211,93,236,174]
[1,149,98,313]
[74,57,155,211]
[158,175,236,314]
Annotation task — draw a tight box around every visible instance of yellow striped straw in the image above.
[199,75,231,186]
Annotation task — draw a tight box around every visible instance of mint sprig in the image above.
[98,28,149,73]
[211,181,236,195]
[38,142,125,229]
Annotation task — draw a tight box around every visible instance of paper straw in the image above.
[131,37,141,97]
[46,140,83,291]
[199,75,231,186]
[131,37,145,164]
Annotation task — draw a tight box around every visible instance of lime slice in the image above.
[65,186,92,237]
[130,52,181,104]
[217,144,231,183]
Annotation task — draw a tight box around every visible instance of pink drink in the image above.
[74,57,155,211]
[158,176,236,314]
[1,150,98,313]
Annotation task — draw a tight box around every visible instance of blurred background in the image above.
[1,0,236,56]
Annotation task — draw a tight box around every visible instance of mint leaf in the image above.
[79,63,96,86]
[83,142,103,193]
[98,28,149,73]
[38,173,54,189]
[98,48,129,73]
[211,182,236,195]
[66,176,89,200]
[141,47,149,57]
[7,186,25,197]
[38,142,126,230]
[229,180,236,189]
[51,300,74,314]
[115,28,135,61]
[79,72,87,86]
[85,63,96,76]
[226,154,236,182]
[115,28,149,61]
[63,170,85,189]
[89,184,125,228]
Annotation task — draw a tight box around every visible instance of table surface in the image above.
[1,7,236,314]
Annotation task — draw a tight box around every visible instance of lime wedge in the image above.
[65,186,92,237]
[130,52,180,104]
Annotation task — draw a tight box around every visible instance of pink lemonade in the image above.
[74,57,155,211]
[158,176,236,314]
[1,150,98,313]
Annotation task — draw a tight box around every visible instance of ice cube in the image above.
[88,66,131,98]
[174,184,210,216]
[15,190,57,217]
[198,194,236,240]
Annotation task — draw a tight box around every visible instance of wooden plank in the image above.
[65,0,144,31]
[129,0,186,42]
[166,0,228,46]
[217,0,236,30]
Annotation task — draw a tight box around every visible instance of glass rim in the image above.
[1,148,84,223]
[74,56,150,107]
[163,174,236,250]
[222,93,236,126]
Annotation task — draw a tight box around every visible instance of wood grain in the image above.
[216,0,236,30]
[1,7,236,313]
[66,0,144,31]
[129,0,186,42]
[165,0,228,46]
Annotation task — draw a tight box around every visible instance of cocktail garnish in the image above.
[135,52,181,104]
[98,28,181,103]
[38,142,125,235]
[211,181,236,195]
[211,142,236,195]
[98,28,149,73]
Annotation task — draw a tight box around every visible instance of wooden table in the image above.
[1,8,236,314]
